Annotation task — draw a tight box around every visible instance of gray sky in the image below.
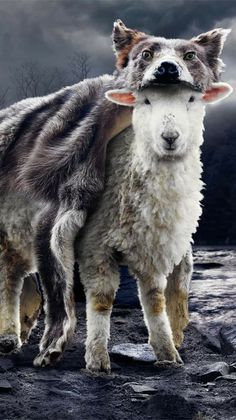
[0,0,235,104]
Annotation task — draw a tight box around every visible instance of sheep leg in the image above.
[137,275,182,364]
[0,238,28,354]
[80,259,120,373]
[33,207,76,367]
[165,249,193,348]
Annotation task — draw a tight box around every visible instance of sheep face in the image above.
[132,86,204,159]
[106,82,232,160]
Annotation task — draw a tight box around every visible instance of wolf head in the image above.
[112,20,231,91]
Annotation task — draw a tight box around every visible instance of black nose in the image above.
[154,62,180,81]
[161,131,179,146]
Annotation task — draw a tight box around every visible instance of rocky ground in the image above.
[0,248,235,420]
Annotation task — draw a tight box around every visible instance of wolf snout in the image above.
[154,61,180,82]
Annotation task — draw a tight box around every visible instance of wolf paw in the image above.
[33,318,75,368]
[33,346,63,367]
[0,333,21,355]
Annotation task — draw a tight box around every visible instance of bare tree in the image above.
[69,52,91,82]
[11,61,42,99]
[0,87,9,109]
[41,66,66,94]
[10,61,67,100]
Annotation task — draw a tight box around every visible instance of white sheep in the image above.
[75,82,232,372]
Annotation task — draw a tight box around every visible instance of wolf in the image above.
[0,20,231,360]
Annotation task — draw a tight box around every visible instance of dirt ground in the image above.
[0,302,235,420]
[1,248,236,420]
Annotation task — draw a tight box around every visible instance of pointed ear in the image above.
[191,28,231,80]
[202,82,233,104]
[112,19,146,69]
[105,89,136,106]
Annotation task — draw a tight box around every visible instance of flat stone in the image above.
[216,373,236,382]
[229,363,236,372]
[220,325,236,354]
[129,383,157,394]
[0,379,12,391]
[196,362,229,383]
[111,343,156,363]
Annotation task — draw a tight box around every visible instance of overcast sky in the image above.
[0,0,235,106]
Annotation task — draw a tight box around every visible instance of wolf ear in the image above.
[112,19,146,69]
[105,89,136,106]
[202,82,233,104]
[191,28,231,80]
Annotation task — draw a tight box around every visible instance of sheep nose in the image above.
[154,62,180,80]
[161,131,179,146]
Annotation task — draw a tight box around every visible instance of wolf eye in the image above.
[142,50,153,61]
[144,98,151,105]
[189,96,195,103]
[184,51,196,61]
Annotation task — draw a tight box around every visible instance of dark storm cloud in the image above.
[0,0,235,103]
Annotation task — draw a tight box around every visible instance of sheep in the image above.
[71,82,232,372]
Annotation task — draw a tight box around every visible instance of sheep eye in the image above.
[184,51,196,61]
[142,50,153,61]
[189,96,195,103]
[144,98,151,105]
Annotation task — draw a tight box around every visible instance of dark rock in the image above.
[110,362,121,371]
[220,325,236,354]
[196,328,222,353]
[0,379,12,392]
[143,392,198,420]
[195,362,229,383]
[111,343,156,363]
[194,262,223,270]
[0,359,14,373]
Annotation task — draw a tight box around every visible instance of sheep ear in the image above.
[191,28,231,80]
[112,19,146,69]
[202,82,233,104]
[105,89,136,106]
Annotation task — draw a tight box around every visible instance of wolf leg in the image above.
[165,248,193,348]
[33,206,76,367]
[0,236,30,354]
[80,256,120,373]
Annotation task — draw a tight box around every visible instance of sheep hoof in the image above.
[154,359,183,369]
[85,347,111,373]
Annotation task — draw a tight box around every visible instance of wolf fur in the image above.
[0,21,231,358]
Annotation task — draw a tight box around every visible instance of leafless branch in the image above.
[0,87,9,108]
[69,52,92,82]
